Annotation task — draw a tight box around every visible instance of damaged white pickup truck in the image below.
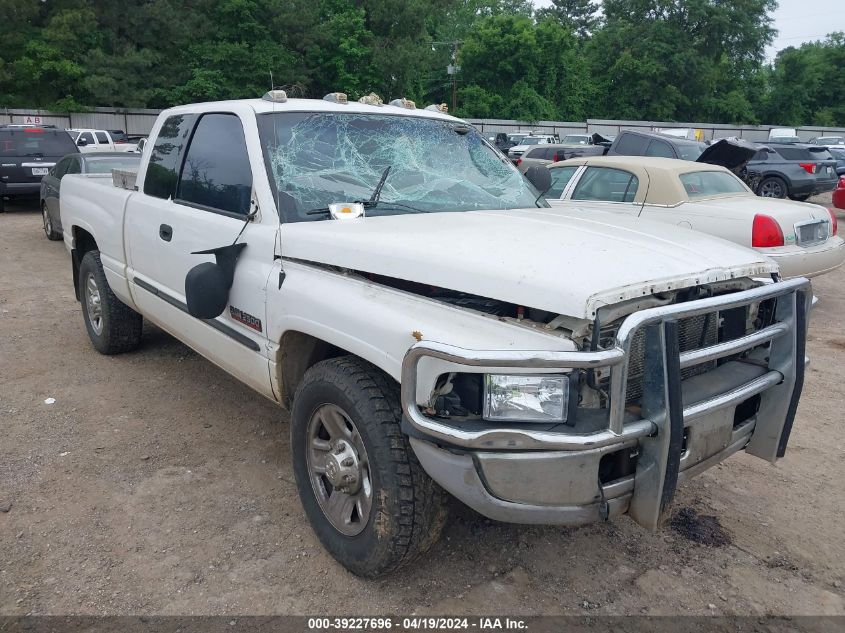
[60,92,811,577]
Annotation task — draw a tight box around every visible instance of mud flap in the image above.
[628,320,684,531]
[746,289,809,462]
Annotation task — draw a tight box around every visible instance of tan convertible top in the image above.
[550,155,749,206]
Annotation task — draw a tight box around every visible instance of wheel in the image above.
[291,356,448,578]
[757,176,788,198]
[42,203,62,240]
[789,194,810,202]
[78,250,143,355]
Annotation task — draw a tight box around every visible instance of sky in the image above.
[531,0,845,60]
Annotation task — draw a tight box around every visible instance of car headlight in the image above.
[483,374,569,423]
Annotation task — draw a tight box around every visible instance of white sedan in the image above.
[544,156,844,278]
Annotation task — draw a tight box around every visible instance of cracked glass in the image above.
[257,112,541,222]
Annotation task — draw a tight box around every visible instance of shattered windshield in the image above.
[257,112,540,222]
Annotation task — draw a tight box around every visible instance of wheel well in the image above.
[71,227,98,300]
[278,331,350,408]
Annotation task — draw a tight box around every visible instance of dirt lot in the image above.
[1,198,844,616]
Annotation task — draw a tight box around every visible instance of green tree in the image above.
[535,0,600,38]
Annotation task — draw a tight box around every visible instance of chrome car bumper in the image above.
[401,278,811,529]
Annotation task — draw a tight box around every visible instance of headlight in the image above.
[483,374,569,423]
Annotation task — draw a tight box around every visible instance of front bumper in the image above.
[402,278,811,529]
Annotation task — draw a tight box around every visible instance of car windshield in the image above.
[521,137,546,145]
[85,156,141,173]
[818,137,843,145]
[562,135,589,144]
[257,112,541,222]
[0,129,77,157]
[680,171,748,198]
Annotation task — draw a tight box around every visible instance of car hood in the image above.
[697,138,760,173]
[281,209,776,320]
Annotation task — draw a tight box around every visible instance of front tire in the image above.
[78,251,143,354]
[42,203,61,240]
[757,176,788,198]
[291,356,448,578]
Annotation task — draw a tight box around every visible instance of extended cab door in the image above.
[125,109,278,400]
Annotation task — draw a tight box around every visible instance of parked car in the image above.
[560,134,593,145]
[811,136,844,146]
[515,144,580,173]
[834,176,845,210]
[746,143,838,200]
[507,134,556,163]
[826,146,845,176]
[68,128,138,153]
[59,91,810,577]
[768,128,801,143]
[39,152,141,240]
[107,129,137,149]
[0,125,77,213]
[544,155,843,278]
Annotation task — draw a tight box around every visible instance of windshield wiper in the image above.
[358,166,391,209]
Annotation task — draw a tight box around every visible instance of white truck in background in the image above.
[59,91,811,577]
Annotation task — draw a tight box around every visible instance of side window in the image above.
[752,150,768,161]
[645,139,675,158]
[571,167,639,203]
[176,113,253,216]
[613,133,648,155]
[144,113,197,200]
[95,131,109,144]
[66,158,81,175]
[79,132,95,144]
[546,166,579,198]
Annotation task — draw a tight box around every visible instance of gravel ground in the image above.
[1,197,844,616]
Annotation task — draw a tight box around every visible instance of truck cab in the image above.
[60,92,811,578]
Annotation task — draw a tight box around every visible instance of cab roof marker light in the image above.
[323,92,348,104]
[389,98,416,109]
[358,93,384,106]
[425,103,448,113]
[262,90,288,103]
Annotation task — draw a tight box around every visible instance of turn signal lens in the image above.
[828,208,838,236]
[752,214,784,247]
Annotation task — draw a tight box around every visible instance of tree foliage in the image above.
[0,0,842,126]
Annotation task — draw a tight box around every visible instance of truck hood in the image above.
[281,208,777,320]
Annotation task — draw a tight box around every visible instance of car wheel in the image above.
[42,203,62,240]
[78,250,143,355]
[291,356,448,578]
[757,176,788,198]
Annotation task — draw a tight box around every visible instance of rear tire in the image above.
[291,356,448,578]
[42,203,61,240]
[78,250,143,355]
[757,176,788,198]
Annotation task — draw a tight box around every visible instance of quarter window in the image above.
[176,113,253,216]
[143,113,197,200]
[571,167,639,202]
[546,166,579,198]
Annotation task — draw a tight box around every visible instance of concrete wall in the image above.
[3,107,161,135]
[467,117,845,142]
[6,107,845,142]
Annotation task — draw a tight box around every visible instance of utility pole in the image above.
[433,40,461,112]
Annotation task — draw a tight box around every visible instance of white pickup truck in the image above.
[60,92,811,578]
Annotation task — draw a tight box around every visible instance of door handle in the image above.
[159,224,173,242]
